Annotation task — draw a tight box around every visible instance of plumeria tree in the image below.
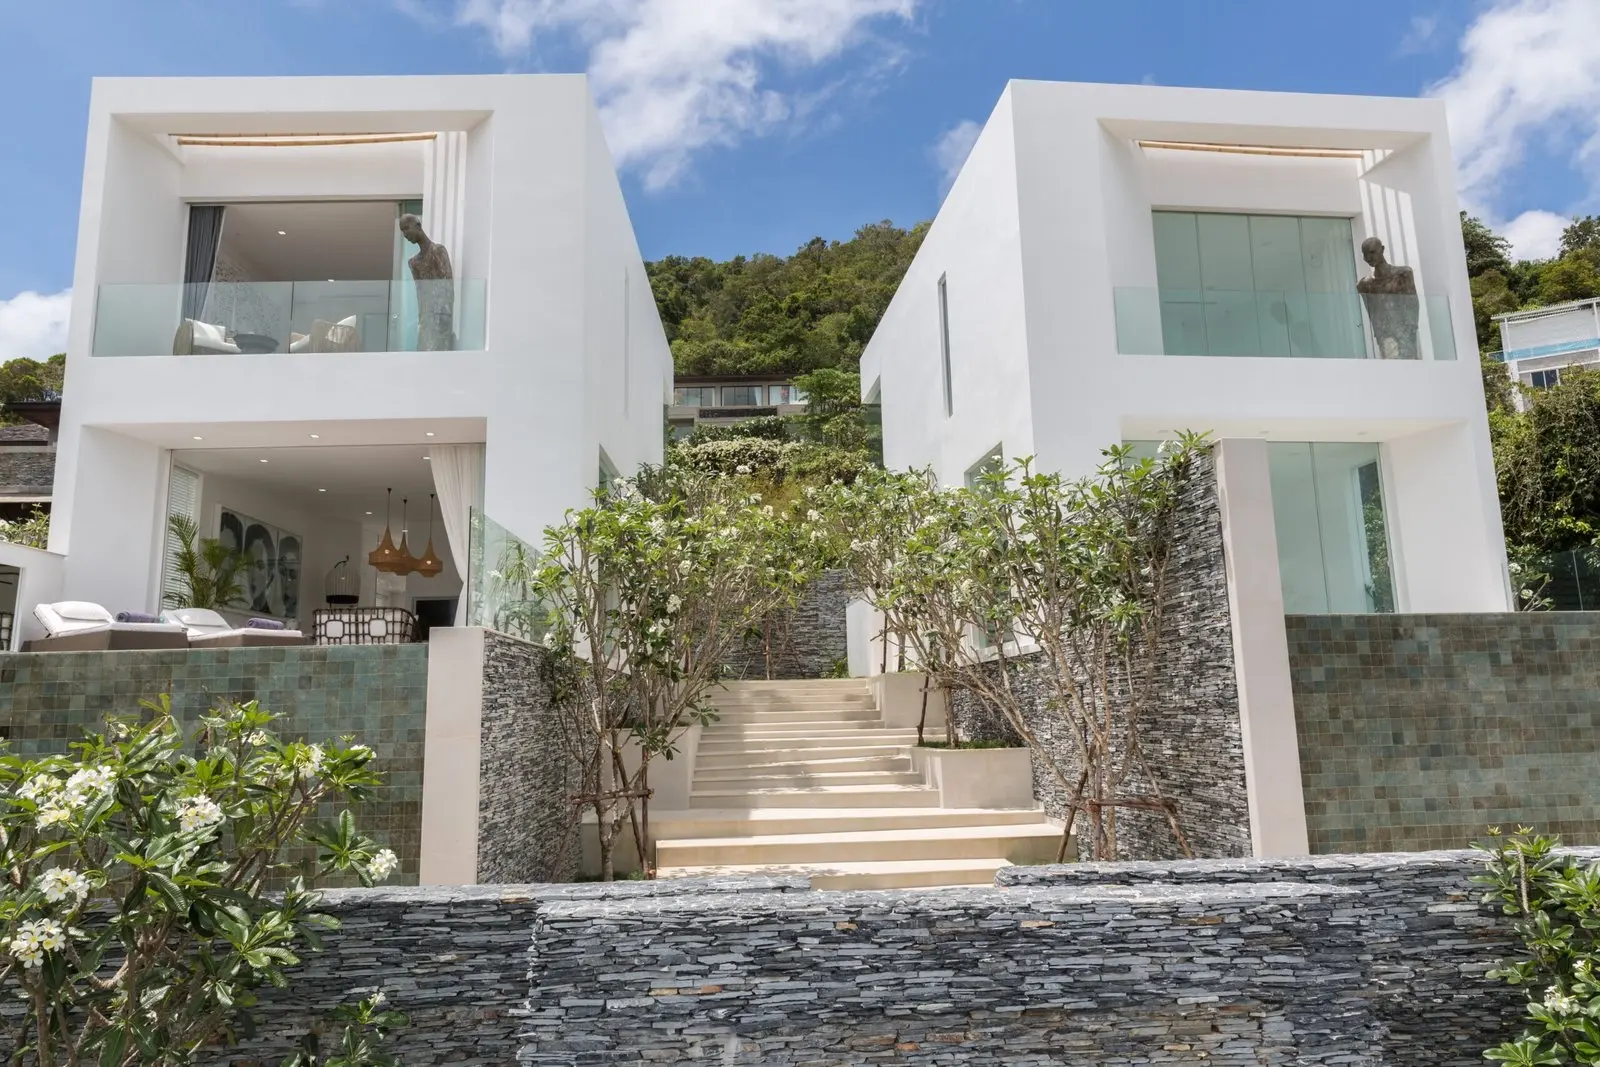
[536,468,831,879]
[0,699,398,1066]
[829,436,1207,861]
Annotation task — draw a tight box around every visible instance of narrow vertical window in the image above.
[937,273,953,416]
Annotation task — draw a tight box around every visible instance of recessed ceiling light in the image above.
[318,488,327,493]
[259,459,269,464]
[422,455,431,461]
[277,230,287,236]
[327,279,335,283]
[365,511,373,516]
[309,433,320,439]
[425,431,435,437]
[191,435,203,441]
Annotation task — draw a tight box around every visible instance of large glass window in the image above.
[1267,442,1395,614]
[1153,212,1364,359]
[720,385,762,406]
[672,386,715,407]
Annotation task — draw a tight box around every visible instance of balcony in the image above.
[1112,287,1457,361]
[90,279,487,357]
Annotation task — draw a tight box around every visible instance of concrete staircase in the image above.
[653,679,1062,890]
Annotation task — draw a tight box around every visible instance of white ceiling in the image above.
[216,201,399,282]
[175,444,445,526]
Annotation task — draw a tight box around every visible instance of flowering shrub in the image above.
[0,698,396,1066]
[1479,828,1600,1065]
[536,468,831,879]
[0,507,49,550]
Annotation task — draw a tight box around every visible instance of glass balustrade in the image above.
[91,279,486,356]
[1112,287,1458,360]
[465,509,547,642]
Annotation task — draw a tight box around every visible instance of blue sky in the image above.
[2,0,1598,358]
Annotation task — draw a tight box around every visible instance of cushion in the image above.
[172,319,241,356]
[246,618,286,630]
[51,601,114,624]
[114,611,159,624]
[289,332,311,353]
[163,608,228,632]
[309,318,361,354]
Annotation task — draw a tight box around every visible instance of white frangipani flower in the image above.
[665,594,682,614]
[367,849,399,881]
[38,867,91,905]
[290,744,326,781]
[177,795,225,835]
[9,919,65,969]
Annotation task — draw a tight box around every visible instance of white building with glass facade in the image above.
[860,79,1509,619]
[1495,296,1600,400]
[17,74,671,647]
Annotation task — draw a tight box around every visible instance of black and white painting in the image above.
[218,508,301,621]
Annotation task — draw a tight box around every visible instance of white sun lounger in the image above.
[27,602,188,652]
[161,608,306,648]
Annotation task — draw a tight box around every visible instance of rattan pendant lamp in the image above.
[394,497,420,576]
[415,493,445,578]
[368,488,405,574]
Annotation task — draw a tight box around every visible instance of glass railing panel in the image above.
[91,280,487,356]
[1113,287,1457,361]
[465,508,546,642]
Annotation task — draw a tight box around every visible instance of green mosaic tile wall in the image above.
[0,646,428,883]
[1286,613,1600,854]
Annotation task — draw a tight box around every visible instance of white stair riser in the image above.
[689,789,940,809]
[657,831,1061,866]
[652,809,1046,839]
[695,745,914,767]
[690,755,910,775]
[707,711,880,725]
[698,733,916,751]
[692,771,924,791]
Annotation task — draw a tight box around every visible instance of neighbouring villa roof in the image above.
[0,423,50,444]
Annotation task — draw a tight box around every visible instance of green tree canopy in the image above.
[0,353,64,422]
[647,221,927,377]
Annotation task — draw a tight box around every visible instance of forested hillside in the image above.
[647,220,928,376]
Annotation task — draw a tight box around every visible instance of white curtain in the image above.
[430,443,484,625]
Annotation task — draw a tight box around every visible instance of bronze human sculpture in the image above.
[399,213,455,351]
[1356,236,1419,360]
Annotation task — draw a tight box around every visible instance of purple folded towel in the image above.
[245,618,287,630]
[115,611,159,624]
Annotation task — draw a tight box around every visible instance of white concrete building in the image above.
[861,80,1509,619]
[1495,296,1600,400]
[23,75,671,645]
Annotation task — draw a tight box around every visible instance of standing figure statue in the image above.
[399,213,456,352]
[1356,237,1420,360]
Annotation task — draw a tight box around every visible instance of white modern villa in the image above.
[9,75,670,645]
[861,80,1509,619]
[1495,296,1600,403]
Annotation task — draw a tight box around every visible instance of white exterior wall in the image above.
[864,80,1509,613]
[50,75,670,614]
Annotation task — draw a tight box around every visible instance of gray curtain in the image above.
[182,206,225,322]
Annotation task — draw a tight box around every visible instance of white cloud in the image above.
[1428,0,1600,248]
[931,119,980,198]
[447,0,918,190]
[1398,13,1440,56]
[0,290,71,362]
[1501,208,1568,260]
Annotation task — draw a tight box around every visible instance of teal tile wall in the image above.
[0,646,428,883]
[1287,613,1600,853]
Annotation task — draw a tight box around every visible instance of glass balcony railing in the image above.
[465,508,547,642]
[1112,288,1457,361]
[91,279,486,357]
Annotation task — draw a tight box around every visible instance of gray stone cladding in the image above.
[948,452,1251,860]
[0,447,54,495]
[477,632,580,883]
[723,568,849,680]
[174,851,1593,1066]
[1287,612,1600,853]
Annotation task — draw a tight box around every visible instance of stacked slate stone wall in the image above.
[0,646,428,882]
[1287,612,1600,853]
[158,851,1589,1065]
[722,568,849,680]
[476,631,580,883]
[948,451,1250,860]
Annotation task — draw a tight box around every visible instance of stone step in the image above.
[706,708,880,724]
[702,725,888,742]
[650,806,1049,840]
[657,857,1012,891]
[707,699,877,713]
[690,754,911,775]
[656,822,1062,867]
[714,680,871,691]
[697,731,917,752]
[694,743,916,768]
[691,768,924,790]
[689,784,942,809]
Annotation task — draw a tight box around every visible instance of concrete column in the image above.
[1214,439,1311,857]
[419,626,485,884]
